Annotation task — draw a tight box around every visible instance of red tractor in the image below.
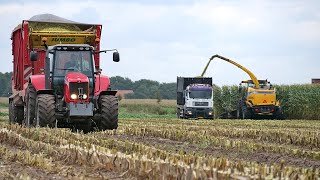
[9,14,120,132]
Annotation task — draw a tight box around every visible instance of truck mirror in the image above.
[30,51,38,61]
[113,52,120,62]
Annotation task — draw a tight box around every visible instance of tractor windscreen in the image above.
[54,51,94,77]
[189,87,212,99]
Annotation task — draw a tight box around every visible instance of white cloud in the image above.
[0,0,319,85]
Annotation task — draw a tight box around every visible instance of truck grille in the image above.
[194,102,209,106]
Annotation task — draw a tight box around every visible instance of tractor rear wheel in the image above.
[24,84,36,127]
[35,94,56,127]
[98,95,118,130]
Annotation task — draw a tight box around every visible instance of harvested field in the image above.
[0,99,319,179]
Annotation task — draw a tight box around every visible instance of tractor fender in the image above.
[94,75,111,96]
[29,75,53,94]
[29,75,45,91]
[99,90,117,96]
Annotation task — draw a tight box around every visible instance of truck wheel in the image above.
[35,94,56,127]
[177,108,183,119]
[24,84,36,127]
[99,95,118,130]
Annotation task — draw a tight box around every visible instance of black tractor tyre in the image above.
[24,84,36,127]
[35,94,56,127]
[98,95,118,130]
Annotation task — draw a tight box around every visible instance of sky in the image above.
[0,0,319,85]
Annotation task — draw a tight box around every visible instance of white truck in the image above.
[176,77,213,119]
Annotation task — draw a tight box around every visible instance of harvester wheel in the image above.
[274,107,285,120]
[242,106,252,119]
[35,94,56,127]
[24,84,36,127]
[98,95,118,130]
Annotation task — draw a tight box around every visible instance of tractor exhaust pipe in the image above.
[45,57,50,89]
[42,37,50,89]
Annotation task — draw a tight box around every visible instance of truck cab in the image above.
[177,77,213,119]
[183,84,213,118]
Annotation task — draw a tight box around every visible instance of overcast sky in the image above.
[0,0,319,85]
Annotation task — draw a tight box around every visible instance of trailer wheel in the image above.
[35,94,56,127]
[98,95,118,130]
[9,100,13,123]
[9,101,24,124]
[24,84,36,127]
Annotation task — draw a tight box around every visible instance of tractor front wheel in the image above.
[35,94,56,127]
[98,95,118,130]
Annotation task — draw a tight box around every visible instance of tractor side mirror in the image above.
[113,52,120,62]
[30,51,38,61]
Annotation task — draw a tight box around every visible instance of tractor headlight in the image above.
[208,111,213,115]
[83,94,88,99]
[71,94,77,100]
[187,111,192,115]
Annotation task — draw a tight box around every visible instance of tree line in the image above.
[109,76,176,99]
[0,72,12,97]
[0,73,176,99]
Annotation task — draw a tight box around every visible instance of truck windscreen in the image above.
[54,51,94,77]
[189,90,212,99]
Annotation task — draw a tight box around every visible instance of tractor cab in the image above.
[48,44,95,97]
